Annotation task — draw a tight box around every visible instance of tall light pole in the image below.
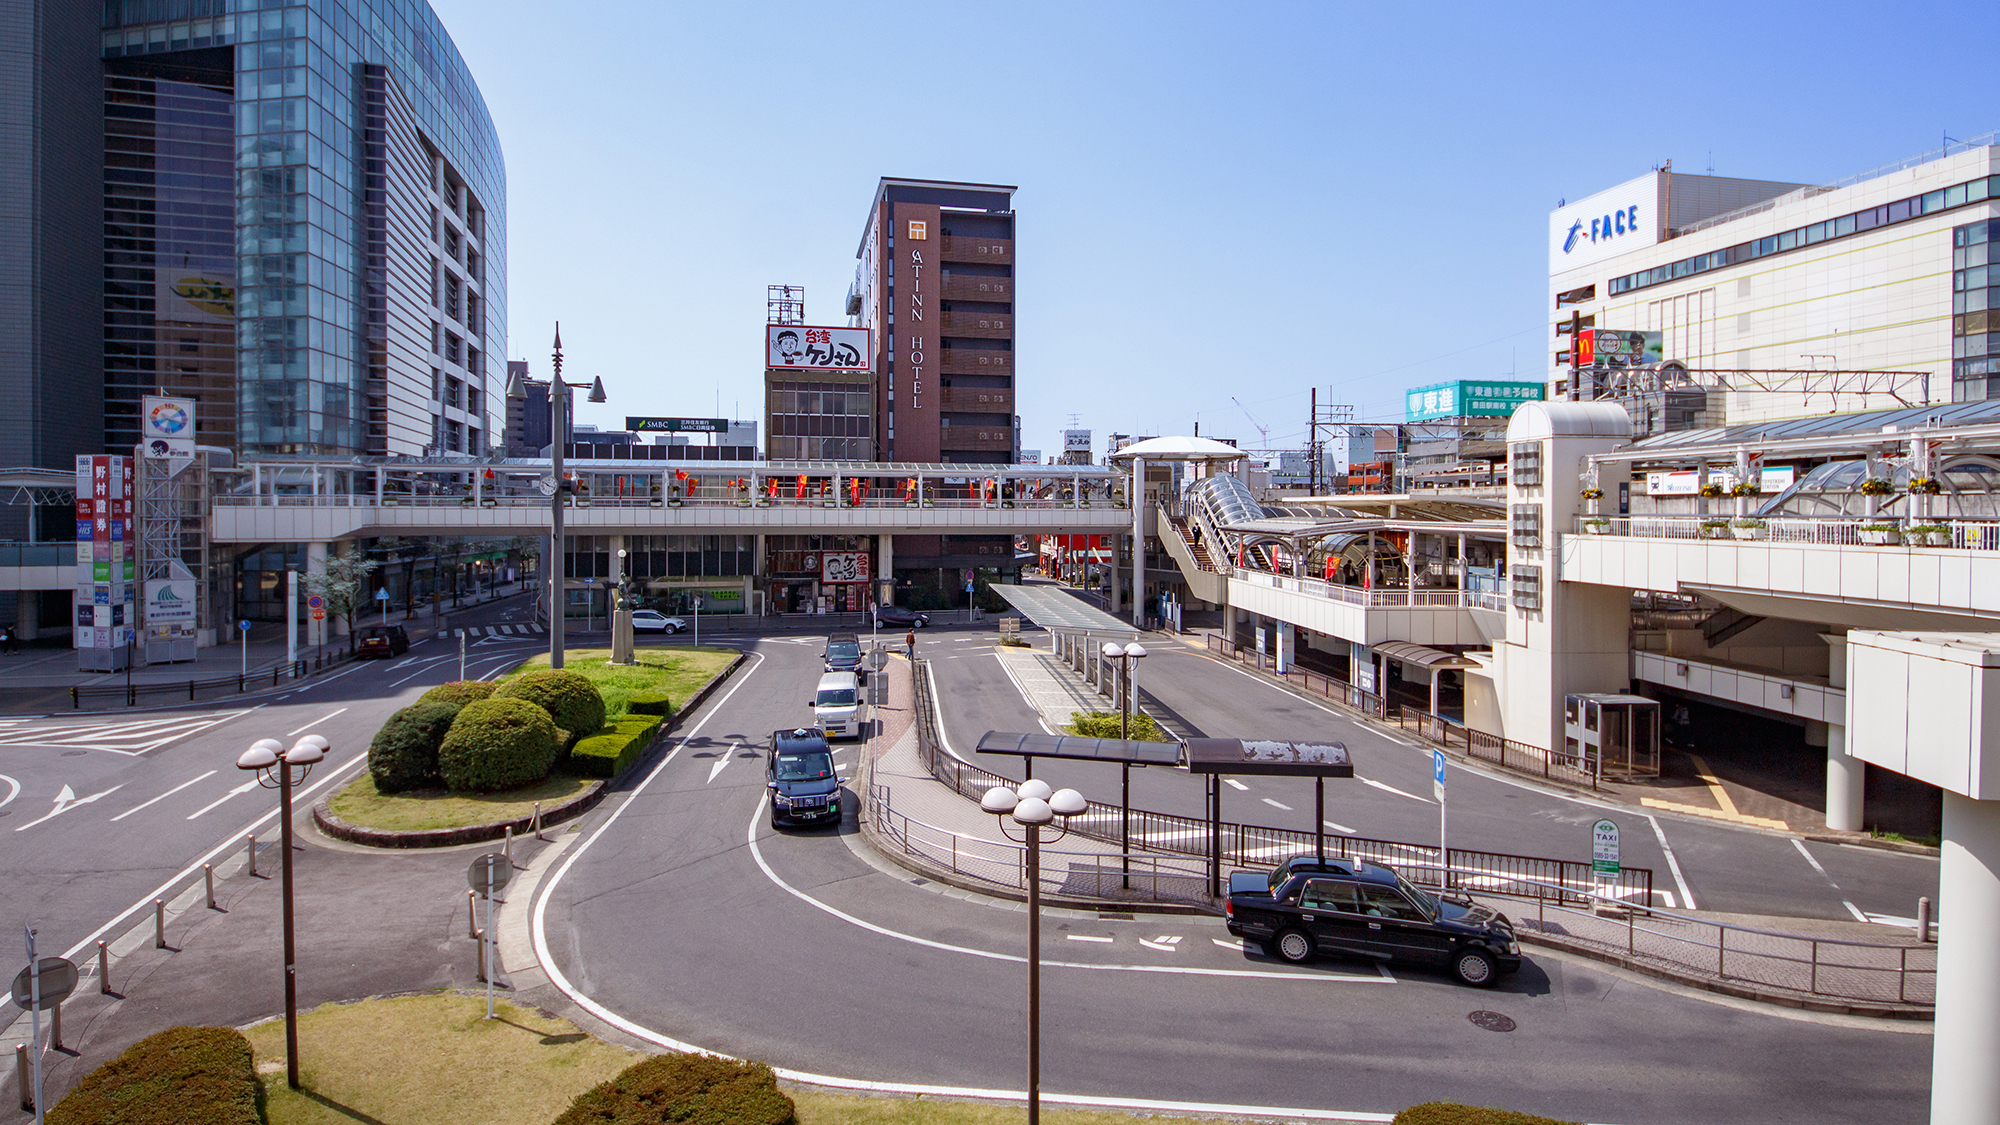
[981,778,1086,1125]
[1101,641,1147,888]
[510,324,604,670]
[235,733,327,1090]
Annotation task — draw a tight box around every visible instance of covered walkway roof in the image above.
[988,584,1139,641]
[1373,641,1482,669]
[974,731,1184,767]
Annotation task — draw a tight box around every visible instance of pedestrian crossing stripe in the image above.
[460,624,546,637]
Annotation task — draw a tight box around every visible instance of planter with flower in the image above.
[1698,482,1728,500]
[1909,477,1943,496]
[1859,477,1895,497]
[1858,522,1902,546]
[1908,523,1954,547]
[1731,518,1767,541]
[1730,481,1762,498]
[1583,517,1613,535]
[1699,518,1732,539]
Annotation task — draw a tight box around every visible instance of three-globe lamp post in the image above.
[1101,640,1147,887]
[235,734,327,1090]
[981,778,1086,1125]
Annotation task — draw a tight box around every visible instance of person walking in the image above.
[0,624,14,654]
[904,629,916,660]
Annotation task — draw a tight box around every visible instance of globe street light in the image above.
[507,324,605,670]
[981,778,1086,1125]
[235,733,327,1090]
[1101,641,1148,888]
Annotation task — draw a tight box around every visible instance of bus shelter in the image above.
[1185,738,1354,896]
[975,731,1184,890]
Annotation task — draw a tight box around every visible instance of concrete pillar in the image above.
[1825,633,1864,832]
[876,535,892,607]
[1109,534,1123,616]
[1274,623,1292,675]
[17,592,39,642]
[1222,604,1236,645]
[1130,456,1146,629]
[1933,792,2000,1123]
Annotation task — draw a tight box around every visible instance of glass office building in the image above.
[96,0,507,456]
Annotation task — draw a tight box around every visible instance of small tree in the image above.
[305,550,380,655]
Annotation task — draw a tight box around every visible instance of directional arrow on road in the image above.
[15,782,126,831]
[186,779,262,820]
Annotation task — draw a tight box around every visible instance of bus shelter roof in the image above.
[974,730,1185,767]
[988,584,1138,641]
[1184,738,1354,777]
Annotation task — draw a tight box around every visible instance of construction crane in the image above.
[1230,397,1270,447]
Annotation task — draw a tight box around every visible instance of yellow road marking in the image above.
[1639,796,1792,831]
[1686,753,1742,819]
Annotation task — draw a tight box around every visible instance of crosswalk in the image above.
[460,624,546,638]
[0,709,254,755]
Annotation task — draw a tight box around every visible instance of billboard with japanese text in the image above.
[767,324,871,372]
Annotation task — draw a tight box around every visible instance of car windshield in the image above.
[816,688,857,707]
[1396,874,1439,919]
[827,643,860,660]
[774,751,833,781]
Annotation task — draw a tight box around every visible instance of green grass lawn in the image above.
[499,646,737,720]
[327,773,594,832]
[247,994,1263,1125]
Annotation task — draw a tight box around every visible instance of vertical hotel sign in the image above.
[905,215,929,408]
[74,455,136,653]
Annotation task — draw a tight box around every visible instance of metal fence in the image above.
[905,659,1649,909]
[1575,513,2000,551]
[70,650,354,709]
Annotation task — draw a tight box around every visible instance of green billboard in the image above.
[1404,380,1545,422]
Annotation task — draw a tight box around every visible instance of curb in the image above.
[1800,832,1941,858]
[1515,925,1934,1020]
[311,649,747,849]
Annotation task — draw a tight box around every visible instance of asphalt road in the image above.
[536,635,1933,1124]
[925,635,1941,925]
[0,596,555,956]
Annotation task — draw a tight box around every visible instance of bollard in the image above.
[49,1002,62,1052]
[97,940,110,995]
[467,890,478,939]
[15,1043,28,1111]
[503,825,512,863]
[154,898,167,948]
[475,928,487,982]
[533,802,544,841]
[1918,896,1933,943]
[246,833,258,878]
[204,863,216,909]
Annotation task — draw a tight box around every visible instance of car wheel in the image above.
[665,623,680,634]
[914,619,927,629]
[1452,948,1498,987]
[1273,929,1314,964]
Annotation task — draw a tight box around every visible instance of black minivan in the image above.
[823,632,866,683]
[767,728,841,829]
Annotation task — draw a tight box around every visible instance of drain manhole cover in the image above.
[1468,1010,1516,1033]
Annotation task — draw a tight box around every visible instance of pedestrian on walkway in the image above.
[905,629,915,660]
[0,624,14,654]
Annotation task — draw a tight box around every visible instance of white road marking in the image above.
[1649,815,1697,911]
[185,778,261,820]
[1223,779,1248,791]
[16,783,126,831]
[1139,938,1180,952]
[1323,820,1356,834]
[0,709,255,756]
[0,774,17,808]
[1065,934,1113,943]
[708,742,743,784]
[1658,890,1677,909]
[389,655,459,688]
[109,770,215,822]
[1261,798,1293,811]
[287,707,348,736]
[1358,776,1431,803]
[1213,938,1254,952]
[1792,838,1868,923]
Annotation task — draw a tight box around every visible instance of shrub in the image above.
[419,680,497,708]
[439,698,560,792]
[49,1026,258,1125]
[571,715,664,778]
[368,700,461,792]
[1068,710,1167,741]
[1394,1105,1579,1125]
[552,1053,795,1125]
[627,692,674,717]
[496,669,606,745]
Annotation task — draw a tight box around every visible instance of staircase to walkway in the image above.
[1160,515,1227,602]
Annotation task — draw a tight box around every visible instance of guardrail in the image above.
[70,649,356,709]
[907,658,1644,907]
[1573,513,2000,550]
[213,492,1129,513]
[1229,569,1482,608]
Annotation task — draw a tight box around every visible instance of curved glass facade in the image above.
[102,0,506,456]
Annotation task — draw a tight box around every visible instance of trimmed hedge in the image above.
[496,670,606,747]
[367,700,461,792]
[571,715,665,778]
[627,692,674,717]
[1069,710,1167,741]
[49,1026,257,1125]
[439,698,561,792]
[552,1053,795,1125]
[1393,1105,1580,1125]
[419,680,498,708]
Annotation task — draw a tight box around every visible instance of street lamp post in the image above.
[981,778,1086,1125]
[234,734,327,1090]
[1101,641,1147,888]
[509,324,604,671]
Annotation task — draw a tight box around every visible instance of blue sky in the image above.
[436,0,1999,457]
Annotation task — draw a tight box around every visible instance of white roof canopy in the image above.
[1106,435,1249,462]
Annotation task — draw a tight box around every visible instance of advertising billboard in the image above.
[1405,381,1545,422]
[141,394,197,461]
[1549,170,1664,273]
[820,552,872,585]
[626,417,728,433]
[1063,429,1092,452]
[767,324,870,372]
[1575,329,1663,368]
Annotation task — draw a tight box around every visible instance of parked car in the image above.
[1224,855,1522,986]
[767,728,841,829]
[355,623,409,659]
[629,610,686,634]
[811,671,862,740]
[823,632,866,682]
[873,605,929,629]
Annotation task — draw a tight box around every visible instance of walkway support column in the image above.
[1130,456,1146,630]
[877,535,893,607]
[1934,792,2000,1123]
[306,542,329,649]
[1824,633,1864,832]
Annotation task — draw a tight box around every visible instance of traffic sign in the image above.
[1432,749,1447,803]
[237,619,251,633]
[1592,819,1621,876]
[11,957,77,1011]
[467,852,512,893]
[375,587,389,601]
[307,594,324,610]
[310,606,325,621]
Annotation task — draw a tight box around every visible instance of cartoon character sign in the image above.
[767,324,871,372]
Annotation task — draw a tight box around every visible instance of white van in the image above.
[811,671,862,740]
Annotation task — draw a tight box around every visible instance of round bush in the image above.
[553,1053,795,1125]
[438,698,560,792]
[367,700,461,792]
[495,669,605,742]
[418,680,497,708]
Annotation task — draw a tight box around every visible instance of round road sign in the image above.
[467,852,513,893]
[307,595,325,610]
[11,957,78,1011]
